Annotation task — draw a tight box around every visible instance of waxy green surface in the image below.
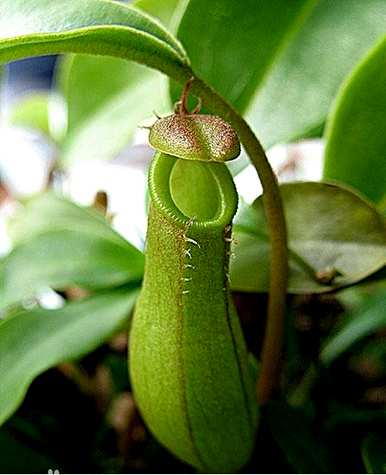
[130,153,257,472]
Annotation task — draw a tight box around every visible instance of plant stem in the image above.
[188,76,289,405]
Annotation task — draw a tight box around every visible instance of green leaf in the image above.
[57,55,152,135]
[53,0,181,165]
[133,0,180,27]
[61,72,165,165]
[265,402,334,473]
[1,194,144,308]
[320,291,386,365]
[324,36,386,204]
[362,433,386,474]
[0,0,190,80]
[173,0,313,114]
[8,93,51,136]
[0,290,137,426]
[9,193,131,246]
[230,182,386,294]
[173,0,386,148]
[0,230,143,309]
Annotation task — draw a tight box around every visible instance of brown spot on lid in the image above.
[149,113,240,162]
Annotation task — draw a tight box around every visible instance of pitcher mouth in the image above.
[148,152,238,230]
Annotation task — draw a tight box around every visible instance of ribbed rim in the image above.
[148,152,238,230]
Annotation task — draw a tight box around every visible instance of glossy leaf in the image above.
[58,0,180,133]
[1,0,188,164]
[8,93,51,136]
[362,433,386,474]
[54,0,179,164]
[174,0,386,148]
[324,36,386,204]
[0,290,138,426]
[1,194,144,309]
[133,0,180,27]
[173,0,312,114]
[230,182,386,294]
[58,55,152,135]
[9,193,132,245]
[62,74,166,165]
[0,0,190,80]
[320,291,386,365]
[0,230,143,309]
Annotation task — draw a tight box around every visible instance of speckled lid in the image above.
[149,113,240,162]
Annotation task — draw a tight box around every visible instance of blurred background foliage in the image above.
[0,0,385,473]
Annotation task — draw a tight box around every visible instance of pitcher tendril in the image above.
[175,76,202,115]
